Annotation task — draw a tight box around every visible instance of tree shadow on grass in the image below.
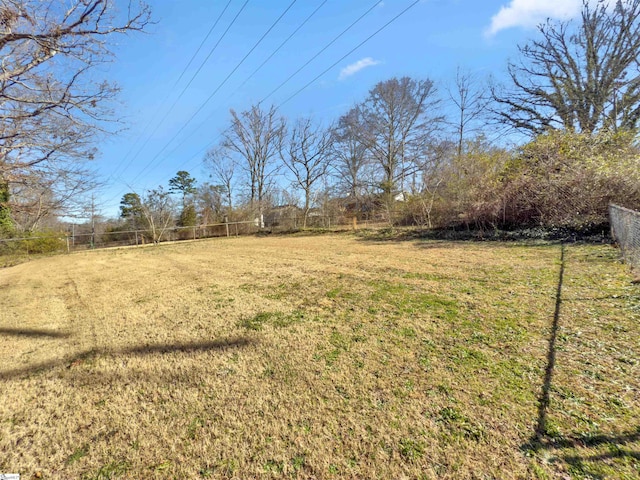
[523,244,640,475]
[0,336,253,381]
[564,448,640,462]
[527,429,640,480]
[538,428,640,450]
[526,427,640,457]
[0,327,71,339]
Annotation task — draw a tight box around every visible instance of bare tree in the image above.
[203,146,236,218]
[414,139,456,228]
[195,183,224,225]
[139,187,174,244]
[492,0,640,135]
[0,0,151,230]
[221,104,285,225]
[9,178,60,231]
[332,107,370,202]
[280,117,332,227]
[447,67,489,158]
[356,77,443,198]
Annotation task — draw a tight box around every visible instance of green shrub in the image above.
[178,204,197,227]
[21,231,66,254]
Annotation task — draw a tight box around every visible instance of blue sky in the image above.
[95,0,585,217]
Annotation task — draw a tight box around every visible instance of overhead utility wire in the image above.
[148,0,329,170]
[280,0,422,107]
[125,0,298,187]
[259,0,382,105]
[176,1,422,175]
[236,0,328,92]
[170,0,234,88]
[103,1,311,210]
[165,0,251,110]
[108,0,234,181]
[127,0,374,184]
[112,0,250,183]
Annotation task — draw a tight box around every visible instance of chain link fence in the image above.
[0,220,260,256]
[609,204,640,274]
[0,214,389,260]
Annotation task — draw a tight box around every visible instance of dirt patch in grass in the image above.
[0,235,637,479]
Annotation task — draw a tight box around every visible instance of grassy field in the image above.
[0,232,638,479]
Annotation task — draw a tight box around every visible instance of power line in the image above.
[171,0,234,89]
[177,1,422,175]
[103,1,300,210]
[259,0,382,105]
[280,0,421,107]
[126,0,298,187]
[165,0,251,112]
[237,0,328,92]
[108,0,235,181]
[111,0,248,185]
[143,0,329,174]
[127,0,376,185]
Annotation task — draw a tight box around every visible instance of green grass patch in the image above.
[238,310,307,330]
[83,461,131,480]
[66,444,89,465]
[369,279,460,319]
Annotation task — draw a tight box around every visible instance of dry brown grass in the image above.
[0,233,638,479]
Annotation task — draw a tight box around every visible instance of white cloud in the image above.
[486,0,582,36]
[338,57,381,80]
